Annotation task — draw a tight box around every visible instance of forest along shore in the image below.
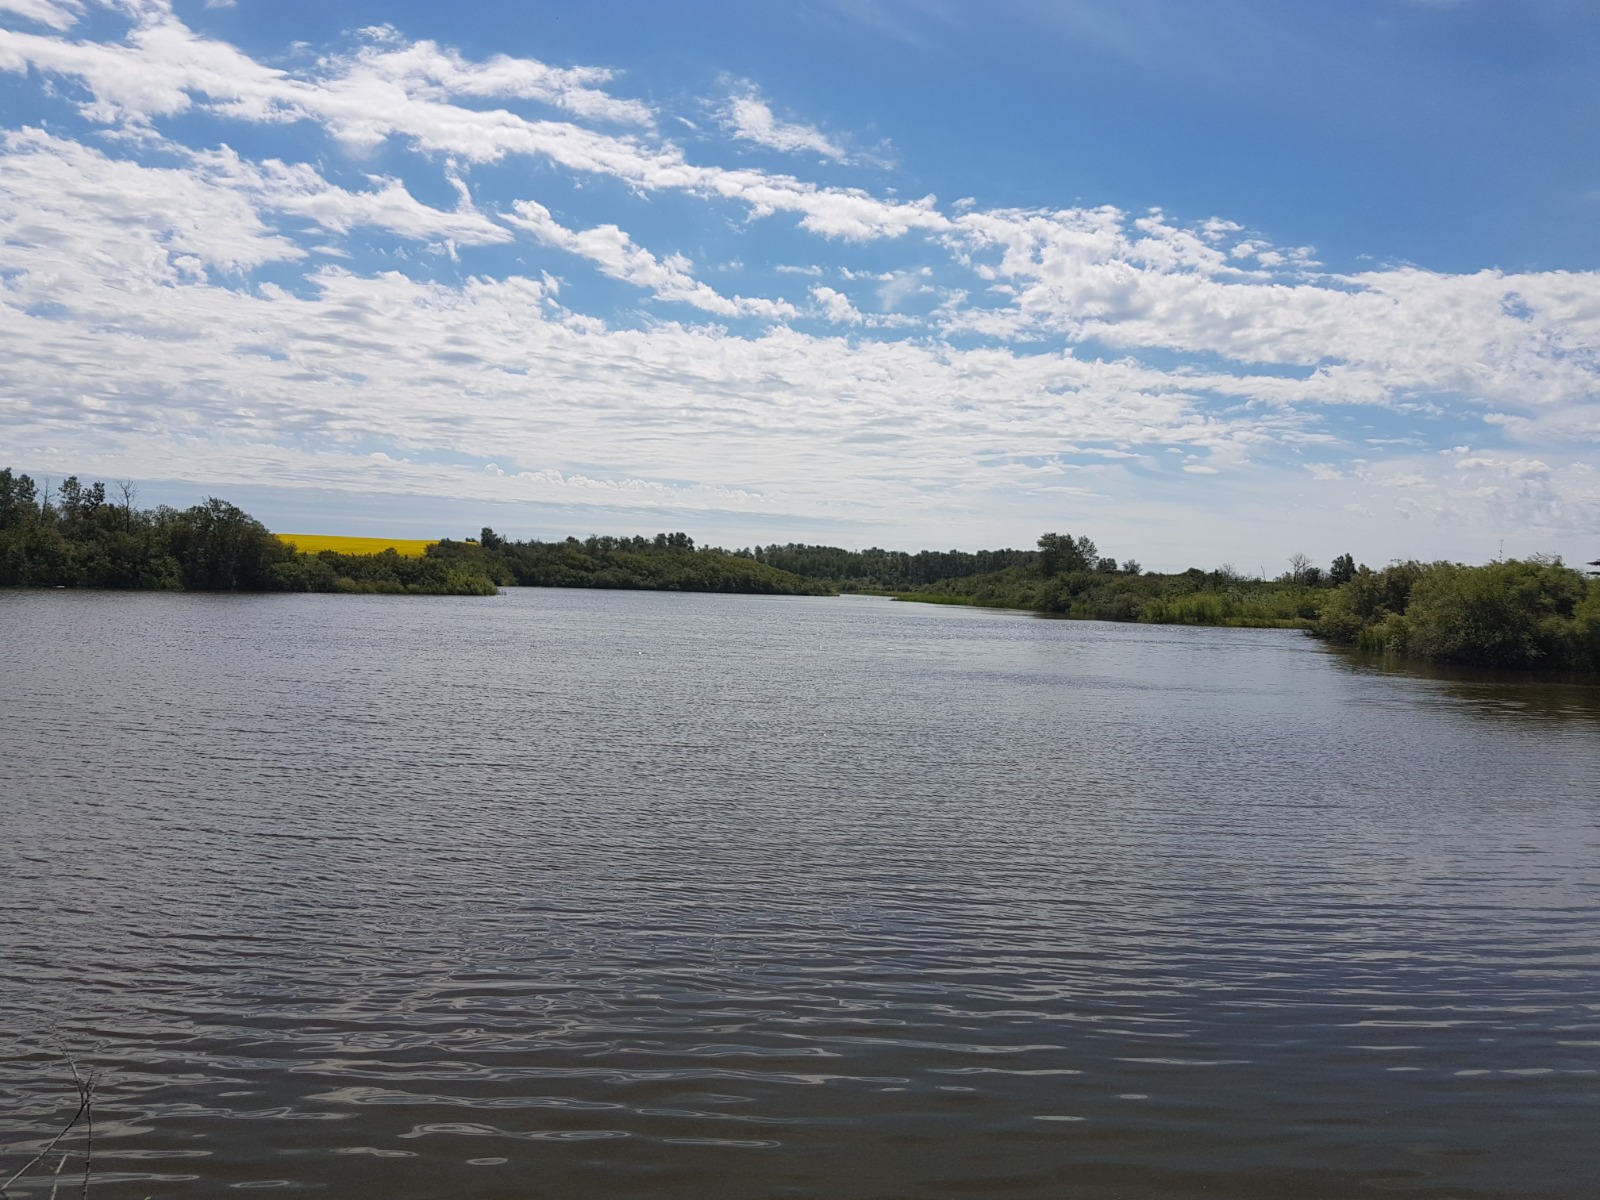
[3,467,1597,673]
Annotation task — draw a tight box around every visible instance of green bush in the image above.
[1319,557,1599,672]
[1405,558,1591,667]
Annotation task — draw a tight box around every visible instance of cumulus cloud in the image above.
[195,147,514,247]
[811,285,864,325]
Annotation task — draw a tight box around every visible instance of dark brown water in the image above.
[1,589,1597,1199]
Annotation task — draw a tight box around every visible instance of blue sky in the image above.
[1,0,1597,569]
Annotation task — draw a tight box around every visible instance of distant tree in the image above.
[163,498,290,590]
[0,468,38,529]
[1038,532,1097,578]
[479,526,504,551]
[56,476,105,519]
[115,480,138,533]
[1330,553,1356,586]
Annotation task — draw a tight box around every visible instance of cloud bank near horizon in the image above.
[1,0,1596,565]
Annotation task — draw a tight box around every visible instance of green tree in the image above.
[1037,532,1096,578]
[163,499,292,591]
[0,468,39,529]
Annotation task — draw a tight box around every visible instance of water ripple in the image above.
[2,590,1597,1198]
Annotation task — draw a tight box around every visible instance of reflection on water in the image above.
[1325,645,1600,726]
[1,589,1596,1199]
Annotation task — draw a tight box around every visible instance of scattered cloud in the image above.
[722,82,850,162]
[504,199,795,319]
[1,0,1597,562]
[0,0,80,28]
[811,285,864,325]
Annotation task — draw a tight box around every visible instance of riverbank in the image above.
[5,468,1596,671]
[0,471,824,598]
[882,555,1600,675]
[887,568,1321,629]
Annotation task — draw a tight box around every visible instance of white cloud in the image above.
[811,285,864,325]
[1,1,1599,563]
[504,200,795,319]
[330,32,656,127]
[722,84,849,162]
[0,0,81,29]
[195,147,514,247]
[0,127,302,275]
[0,6,951,244]
[877,267,932,311]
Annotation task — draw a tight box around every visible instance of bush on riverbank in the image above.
[745,541,1036,590]
[269,547,501,595]
[896,557,1328,628]
[1314,557,1600,671]
[891,533,1600,675]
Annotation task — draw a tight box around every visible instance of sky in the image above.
[1,0,1597,570]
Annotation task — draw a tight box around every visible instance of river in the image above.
[1,588,1596,1198]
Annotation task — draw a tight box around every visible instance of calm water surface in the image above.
[1,589,1597,1198]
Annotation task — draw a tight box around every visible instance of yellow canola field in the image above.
[276,534,439,558]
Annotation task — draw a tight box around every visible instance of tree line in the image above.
[0,469,829,597]
[454,529,833,594]
[895,530,1600,673]
[7,467,1596,670]
[740,542,1042,590]
[0,469,495,594]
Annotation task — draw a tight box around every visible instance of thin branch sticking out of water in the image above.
[1,1052,97,1200]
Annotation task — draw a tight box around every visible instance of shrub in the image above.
[1320,557,1600,673]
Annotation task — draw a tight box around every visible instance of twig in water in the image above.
[46,1150,66,1200]
[0,1053,98,1200]
[63,1056,92,1200]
